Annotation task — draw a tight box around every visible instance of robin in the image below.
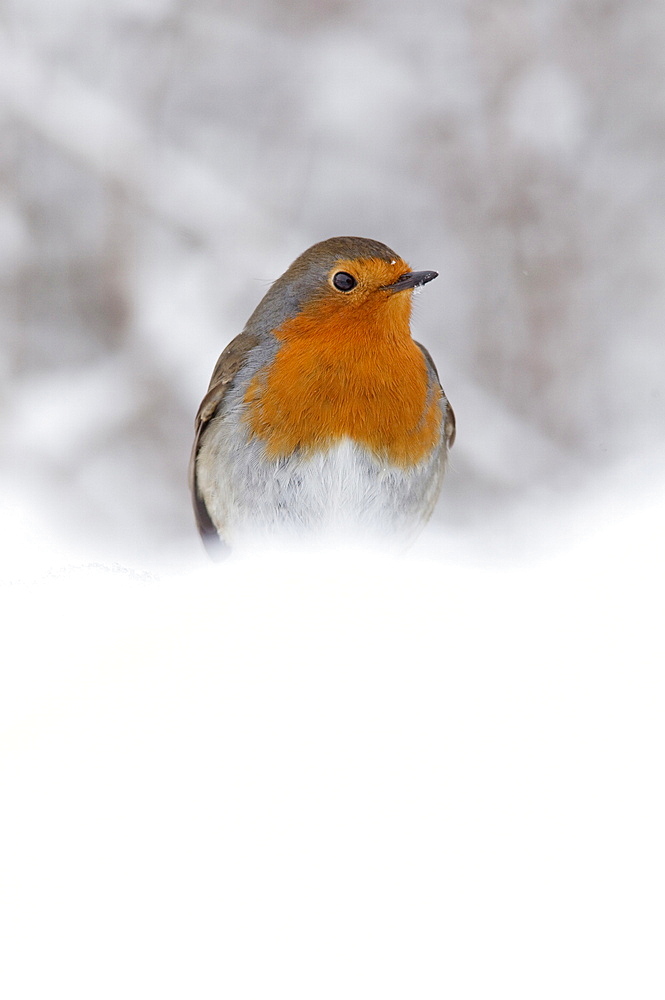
[189,236,455,554]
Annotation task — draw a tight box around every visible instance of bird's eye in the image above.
[332,271,357,292]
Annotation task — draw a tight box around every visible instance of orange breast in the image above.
[243,293,443,467]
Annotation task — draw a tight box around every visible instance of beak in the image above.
[382,270,438,293]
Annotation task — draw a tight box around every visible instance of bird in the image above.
[189,236,455,554]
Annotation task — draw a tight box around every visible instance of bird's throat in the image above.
[243,302,442,466]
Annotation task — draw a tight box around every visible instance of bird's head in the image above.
[246,237,438,344]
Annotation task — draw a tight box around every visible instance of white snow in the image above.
[1,479,663,999]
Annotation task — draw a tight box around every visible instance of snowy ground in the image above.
[1,472,663,999]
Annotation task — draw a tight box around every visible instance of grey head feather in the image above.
[242,236,400,341]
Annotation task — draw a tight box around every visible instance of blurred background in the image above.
[2,0,664,566]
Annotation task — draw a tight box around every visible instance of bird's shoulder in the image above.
[194,331,260,433]
[415,340,456,448]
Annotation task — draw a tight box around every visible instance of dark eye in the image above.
[332,271,357,292]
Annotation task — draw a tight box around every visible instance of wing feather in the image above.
[415,341,455,448]
[188,331,260,552]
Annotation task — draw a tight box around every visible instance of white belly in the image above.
[197,422,445,548]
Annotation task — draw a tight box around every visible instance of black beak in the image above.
[382,270,438,293]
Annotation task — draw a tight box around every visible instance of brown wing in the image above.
[189,331,260,552]
[415,342,456,448]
